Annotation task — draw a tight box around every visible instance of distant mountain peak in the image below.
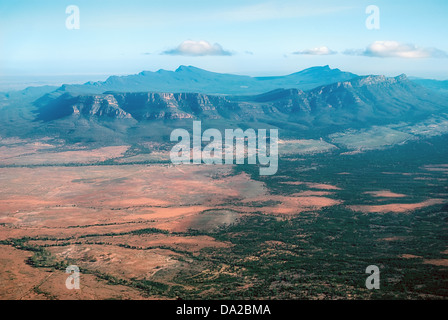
[334,74,410,88]
[175,65,201,72]
[287,65,350,77]
[396,74,409,81]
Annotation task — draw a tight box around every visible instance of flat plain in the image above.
[0,135,447,299]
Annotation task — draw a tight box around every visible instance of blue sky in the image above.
[0,0,447,82]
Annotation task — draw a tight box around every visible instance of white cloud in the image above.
[345,41,447,59]
[293,46,337,55]
[162,40,232,56]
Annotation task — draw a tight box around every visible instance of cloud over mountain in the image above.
[162,40,232,56]
[293,46,337,55]
[345,41,447,59]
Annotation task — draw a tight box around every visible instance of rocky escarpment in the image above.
[35,92,240,121]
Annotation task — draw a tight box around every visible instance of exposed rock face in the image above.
[71,95,132,119]
[35,92,239,121]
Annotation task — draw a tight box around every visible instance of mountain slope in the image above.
[258,74,445,126]
[411,78,448,95]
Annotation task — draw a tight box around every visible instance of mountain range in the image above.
[52,65,357,96]
[34,73,445,125]
[1,65,447,145]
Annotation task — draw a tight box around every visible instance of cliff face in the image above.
[71,95,133,119]
[35,92,239,121]
[109,92,240,120]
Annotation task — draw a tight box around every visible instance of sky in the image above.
[0,0,447,87]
